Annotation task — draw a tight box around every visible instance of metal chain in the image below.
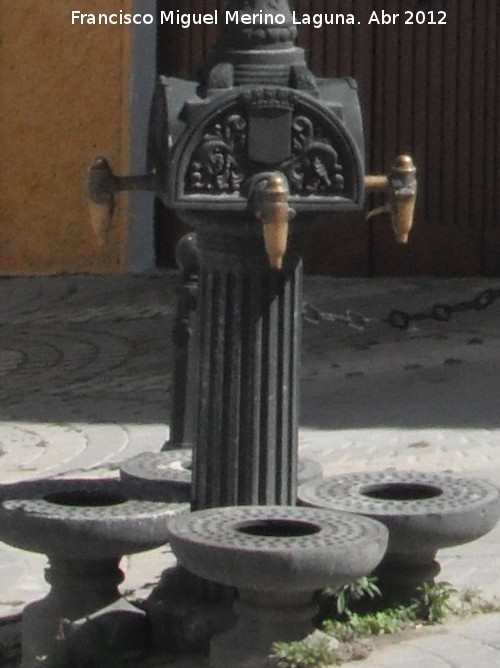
[386,287,500,330]
[303,302,370,331]
[304,286,500,332]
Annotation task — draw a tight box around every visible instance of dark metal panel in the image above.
[426,5,444,226]
[483,0,499,234]
[302,0,324,74]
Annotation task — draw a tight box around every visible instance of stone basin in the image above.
[0,477,186,559]
[299,470,500,604]
[299,471,500,562]
[120,450,323,503]
[167,505,388,592]
[0,477,188,668]
[168,505,388,667]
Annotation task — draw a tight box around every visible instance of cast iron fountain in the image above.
[86,0,419,663]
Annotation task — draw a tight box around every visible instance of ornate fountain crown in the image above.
[243,88,297,113]
[221,0,297,47]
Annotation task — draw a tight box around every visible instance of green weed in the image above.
[271,637,339,668]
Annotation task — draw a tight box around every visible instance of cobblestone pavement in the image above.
[2,273,500,666]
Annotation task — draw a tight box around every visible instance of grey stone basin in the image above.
[298,471,500,562]
[299,470,500,605]
[0,477,187,559]
[167,505,388,592]
[168,505,388,668]
[120,450,323,503]
[0,477,189,668]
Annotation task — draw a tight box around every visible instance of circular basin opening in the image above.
[43,490,128,507]
[360,482,443,501]
[236,519,322,537]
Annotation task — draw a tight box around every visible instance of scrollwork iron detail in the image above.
[185,104,348,198]
[282,115,346,196]
[186,113,247,194]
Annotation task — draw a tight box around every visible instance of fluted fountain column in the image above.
[191,220,304,509]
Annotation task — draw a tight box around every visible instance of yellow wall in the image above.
[0,0,133,274]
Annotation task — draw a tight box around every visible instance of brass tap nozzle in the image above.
[87,157,157,245]
[87,156,116,244]
[365,155,417,244]
[254,174,296,270]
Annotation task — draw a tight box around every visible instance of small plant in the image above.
[324,576,382,617]
[271,637,339,668]
[269,580,500,668]
[411,581,457,624]
[323,605,416,641]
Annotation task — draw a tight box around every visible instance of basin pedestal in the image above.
[211,589,317,668]
[22,557,143,668]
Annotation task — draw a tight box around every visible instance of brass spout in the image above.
[87,157,116,244]
[87,156,157,244]
[254,174,296,270]
[365,155,417,244]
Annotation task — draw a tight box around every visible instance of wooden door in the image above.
[156,0,500,276]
